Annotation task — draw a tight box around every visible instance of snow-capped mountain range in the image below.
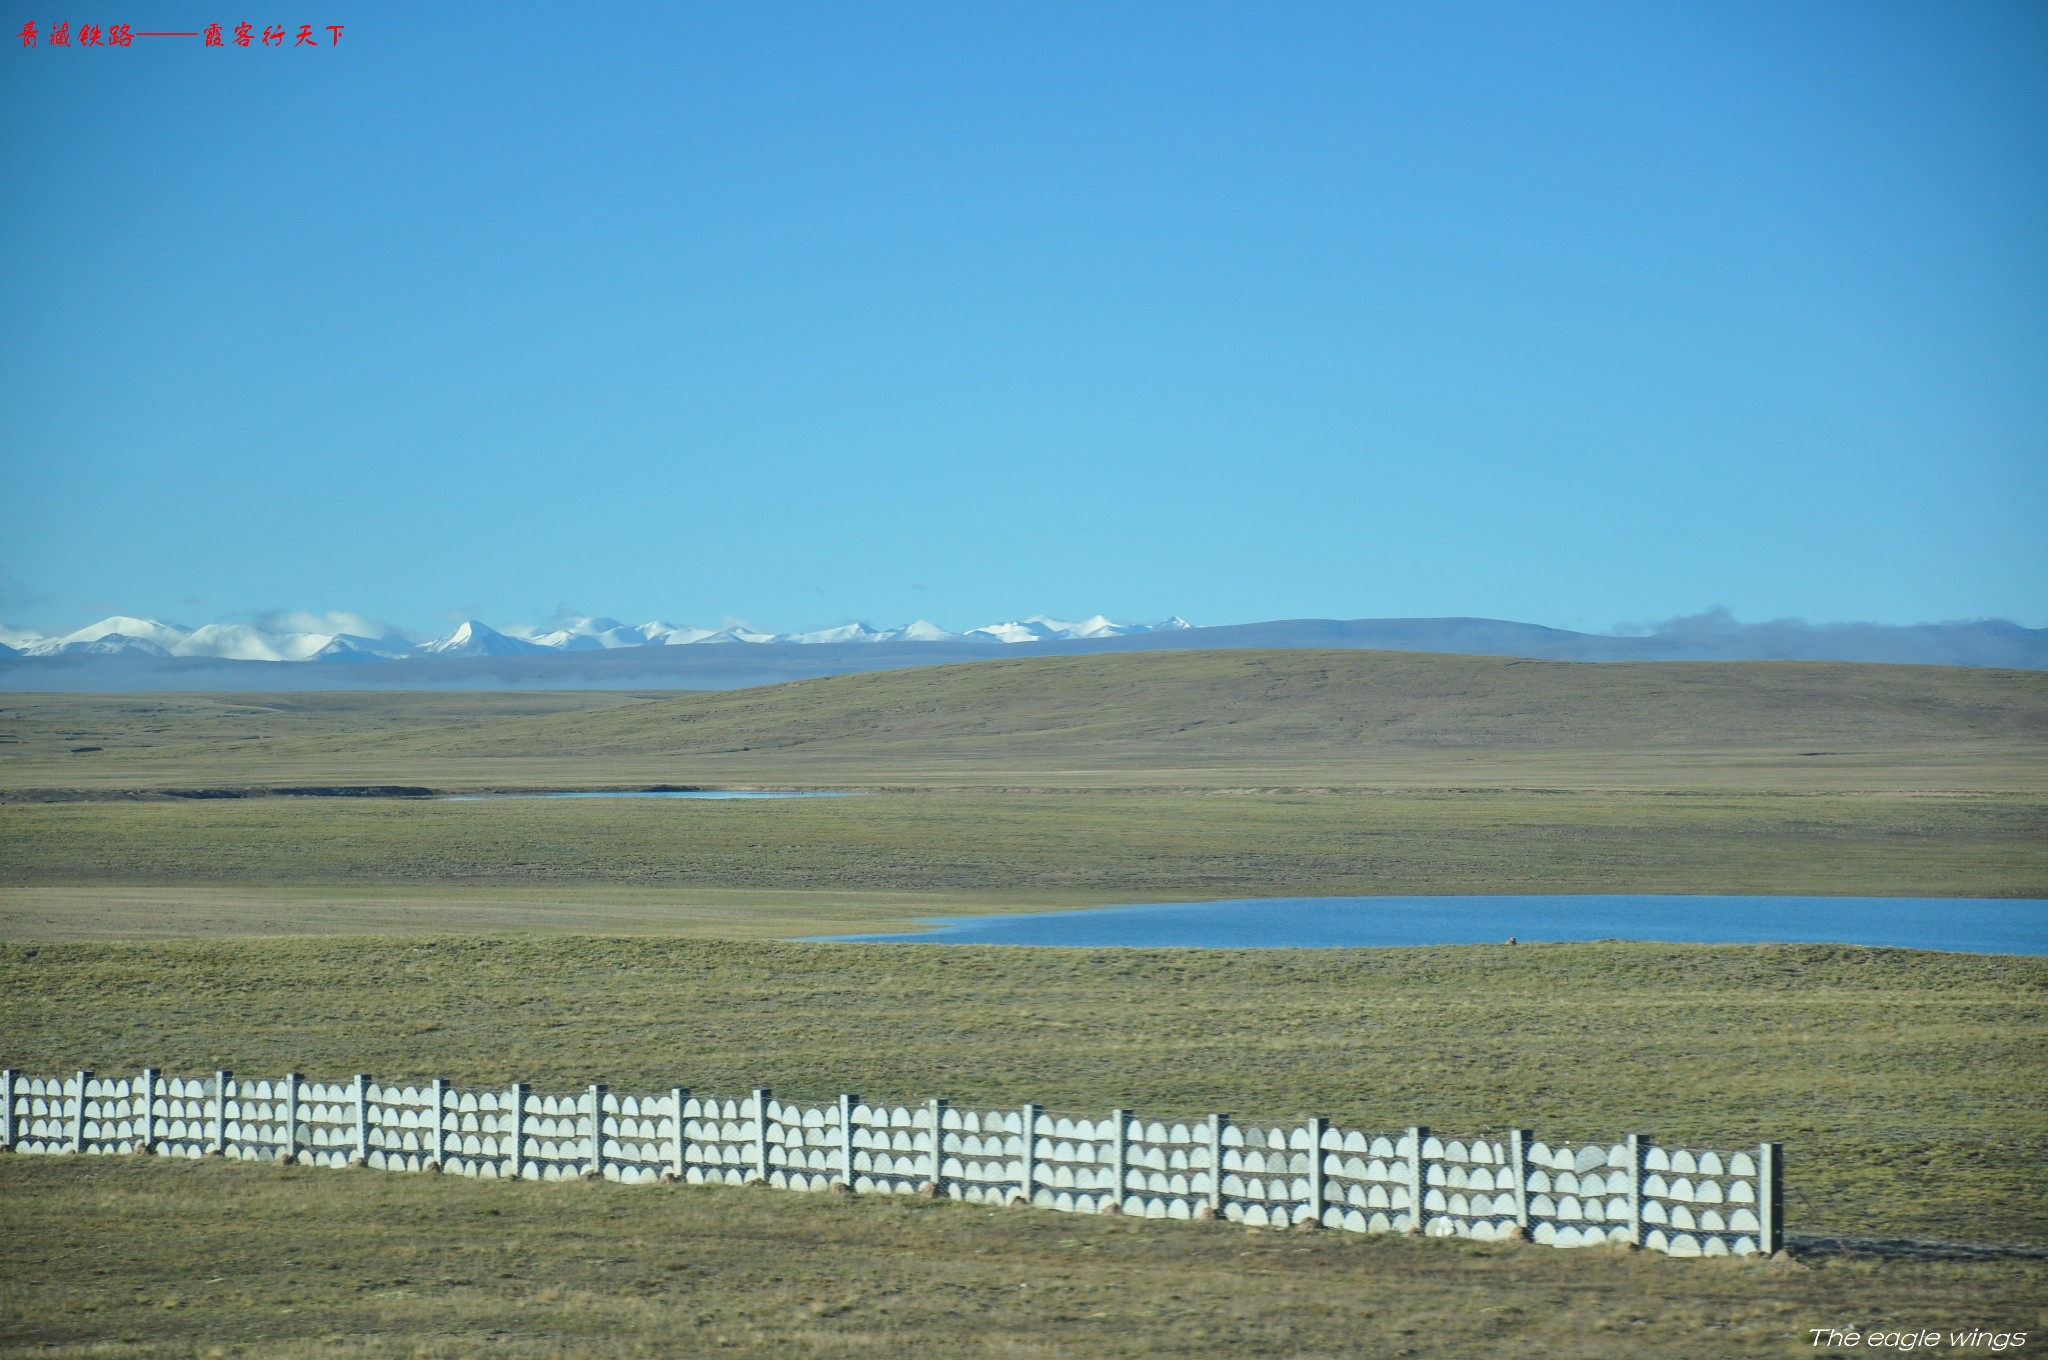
[0,612,1194,663]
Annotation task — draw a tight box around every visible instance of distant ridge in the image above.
[1103,615,2048,667]
[0,612,2041,691]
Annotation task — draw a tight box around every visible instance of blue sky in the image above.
[3,1,2043,636]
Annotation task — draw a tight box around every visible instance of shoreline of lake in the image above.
[814,893,2048,955]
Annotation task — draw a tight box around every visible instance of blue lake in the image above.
[440,790,856,801]
[820,895,2046,955]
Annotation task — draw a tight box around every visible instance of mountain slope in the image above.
[419,620,547,657]
[25,633,172,658]
[309,634,415,663]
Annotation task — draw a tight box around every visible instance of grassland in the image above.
[7,938,2044,1246]
[4,937,2046,1357]
[4,652,2045,923]
[5,650,2045,792]
[1,791,2042,936]
[0,884,1038,941]
[2,651,2043,1356]
[6,1155,2044,1359]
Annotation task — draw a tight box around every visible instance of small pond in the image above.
[819,895,2046,955]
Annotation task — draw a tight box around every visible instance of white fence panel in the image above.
[0,1067,1783,1259]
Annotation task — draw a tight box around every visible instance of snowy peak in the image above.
[73,614,194,647]
[964,620,1049,645]
[965,614,1192,644]
[791,622,968,644]
[509,615,667,650]
[25,615,195,653]
[886,619,963,642]
[420,620,547,657]
[309,634,415,663]
[173,623,294,662]
[691,624,784,645]
[785,622,886,645]
[643,622,718,646]
[0,609,1190,662]
[27,632,173,658]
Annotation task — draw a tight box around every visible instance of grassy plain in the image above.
[4,650,2046,792]
[0,885,1033,941]
[6,1155,2044,1360]
[5,652,2042,929]
[6,938,2044,1247]
[2,652,2044,1356]
[1,790,2043,934]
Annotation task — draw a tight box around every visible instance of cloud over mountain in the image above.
[0,611,1195,663]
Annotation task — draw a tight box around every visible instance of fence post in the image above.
[1110,1108,1130,1215]
[209,1070,229,1156]
[1509,1128,1530,1234]
[1759,1142,1784,1255]
[137,1069,157,1154]
[119,1074,137,1153]
[751,1088,771,1184]
[1625,1133,1649,1247]
[508,1082,528,1180]
[1304,1116,1328,1226]
[282,1073,300,1165]
[669,1087,690,1181]
[351,1074,370,1165]
[430,1078,449,1168]
[1207,1113,1229,1217]
[835,1094,855,1189]
[1017,1102,1040,1206]
[0,1069,14,1149]
[72,1070,92,1154]
[927,1098,947,1194]
[587,1083,607,1180]
[223,1071,241,1157]
[1406,1126,1429,1234]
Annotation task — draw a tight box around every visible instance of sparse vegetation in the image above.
[1,789,2042,908]
[3,650,2044,792]
[1,652,2042,1356]
[5,1154,2043,1358]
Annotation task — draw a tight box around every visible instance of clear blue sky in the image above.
[4,1,2043,636]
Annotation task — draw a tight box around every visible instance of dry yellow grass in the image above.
[3,1155,2043,1358]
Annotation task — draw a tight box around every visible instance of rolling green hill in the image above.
[4,649,2044,791]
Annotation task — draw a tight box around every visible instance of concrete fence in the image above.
[0,1068,1783,1259]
